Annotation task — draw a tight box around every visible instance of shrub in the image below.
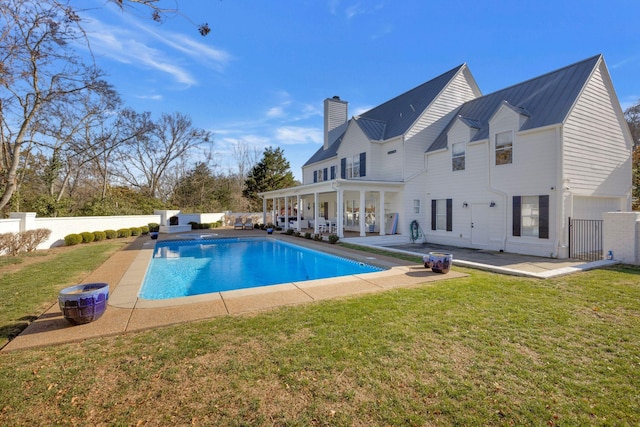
[140,225,150,235]
[328,234,340,244]
[93,231,107,242]
[0,233,11,255]
[21,228,51,252]
[189,221,199,230]
[285,228,294,235]
[117,228,132,238]
[105,229,117,239]
[0,232,22,255]
[129,227,142,236]
[314,234,324,241]
[294,231,301,237]
[148,223,160,232]
[304,232,312,239]
[199,223,211,229]
[80,232,95,243]
[64,233,83,246]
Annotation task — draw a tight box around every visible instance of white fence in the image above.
[0,210,235,251]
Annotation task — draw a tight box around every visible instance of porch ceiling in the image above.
[259,179,404,199]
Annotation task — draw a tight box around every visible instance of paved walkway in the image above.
[3,231,467,352]
[342,235,616,279]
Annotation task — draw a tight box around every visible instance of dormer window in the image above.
[495,131,513,165]
[452,142,465,171]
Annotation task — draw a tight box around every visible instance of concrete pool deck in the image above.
[3,230,468,352]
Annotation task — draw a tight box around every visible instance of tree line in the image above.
[0,0,295,218]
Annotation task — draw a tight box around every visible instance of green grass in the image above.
[0,243,639,425]
[0,241,126,346]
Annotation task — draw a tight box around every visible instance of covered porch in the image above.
[259,179,404,238]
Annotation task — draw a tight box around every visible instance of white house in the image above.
[259,55,633,259]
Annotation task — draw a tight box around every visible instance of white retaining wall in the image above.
[0,217,21,235]
[8,212,162,249]
[603,212,640,265]
[2,211,237,251]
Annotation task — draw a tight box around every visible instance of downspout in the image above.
[487,137,509,250]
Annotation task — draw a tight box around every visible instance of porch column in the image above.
[379,191,386,235]
[273,197,277,226]
[296,195,301,231]
[336,187,344,238]
[262,197,267,226]
[359,190,366,237]
[284,196,289,229]
[314,192,320,234]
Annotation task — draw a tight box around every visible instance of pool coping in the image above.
[2,233,468,352]
[112,236,406,309]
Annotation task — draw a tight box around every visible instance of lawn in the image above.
[0,242,639,425]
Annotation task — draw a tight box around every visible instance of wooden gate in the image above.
[568,217,603,262]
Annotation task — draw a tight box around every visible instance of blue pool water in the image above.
[139,238,384,299]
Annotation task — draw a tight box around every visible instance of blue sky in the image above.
[79,0,640,181]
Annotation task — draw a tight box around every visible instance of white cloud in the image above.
[275,127,323,145]
[80,11,231,86]
[345,3,368,19]
[266,107,285,118]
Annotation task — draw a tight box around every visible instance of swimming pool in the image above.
[139,238,384,299]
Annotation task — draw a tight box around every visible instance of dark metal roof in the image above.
[428,55,601,152]
[304,64,465,167]
[355,64,466,140]
[303,130,344,166]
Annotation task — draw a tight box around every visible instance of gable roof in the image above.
[304,64,466,167]
[355,64,466,141]
[429,54,601,152]
[303,131,345,166]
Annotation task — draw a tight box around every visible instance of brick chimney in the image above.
[324,96,348,150]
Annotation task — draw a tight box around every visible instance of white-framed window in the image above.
[431,199,452,232]
[413,199,421,214]
[435,199,446,230]
[495,131,513,165]
[513,195,549,239]
[347,155,360,178]
[452,141,465,171]
[315,168,324,182]
[521,196,540,237]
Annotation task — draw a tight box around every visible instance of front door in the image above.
[471,204,490,246]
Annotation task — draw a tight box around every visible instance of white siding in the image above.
[404,70,479,181]
[563,62,633,200]
[337,124,373,179]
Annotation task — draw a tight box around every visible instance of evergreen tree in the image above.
[243,147,296,210]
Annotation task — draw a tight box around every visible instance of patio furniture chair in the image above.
[243,217,254,230]
[233,217,244,230]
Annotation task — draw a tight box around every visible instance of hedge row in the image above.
[64,225,152,246]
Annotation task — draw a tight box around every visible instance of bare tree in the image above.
[114,112,211,199]
[103,0,212,36]
[0,0,109,212]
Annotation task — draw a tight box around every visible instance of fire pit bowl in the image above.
[58,282,109,325]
